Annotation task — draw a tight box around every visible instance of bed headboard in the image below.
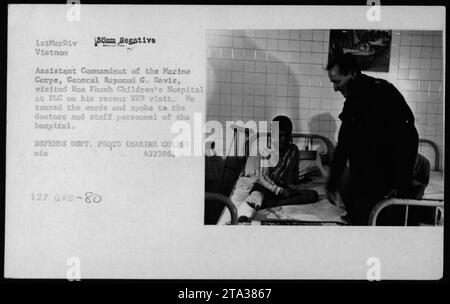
[226,128,336,166]
[224,128,437,171]
[292,133,335,165]
[220,127,440,173]
[419,138,440,171]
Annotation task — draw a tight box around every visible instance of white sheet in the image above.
[217,166,348,225]
[253,199,348,224]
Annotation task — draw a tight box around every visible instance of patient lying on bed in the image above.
[237,116,319,222]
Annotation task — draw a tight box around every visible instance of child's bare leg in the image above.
[237,191,263,222]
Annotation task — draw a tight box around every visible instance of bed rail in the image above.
[227,129,336,165]
[222,129,437,169]
[205,192,239,225]
[419,138,440,171]
[368,198,444,226]
[292,133,335,165]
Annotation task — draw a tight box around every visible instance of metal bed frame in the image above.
[205,192,238,225]
[212,129,337,225]
[368,139,444,226]
[418,138,440,172]
[368,198,444,226]
[236,129,335,164]
[209,127,443,226]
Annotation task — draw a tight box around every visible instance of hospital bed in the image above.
[368,139,444,226]
[206,128,444,226]
[211,129,349,225]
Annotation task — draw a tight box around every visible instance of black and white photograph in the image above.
[205,29,444,226]
[3,4,445,282]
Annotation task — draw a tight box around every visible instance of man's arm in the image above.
[326,122,349,194]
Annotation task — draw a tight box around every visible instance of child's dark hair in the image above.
[273,115,293,134]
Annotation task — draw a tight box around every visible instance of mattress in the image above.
[252,174,348,225]
[216,168,443,225]
[217,170,348,225]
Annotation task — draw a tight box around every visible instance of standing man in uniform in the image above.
[326,53,419,225]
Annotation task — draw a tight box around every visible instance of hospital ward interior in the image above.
[204,30,444,226]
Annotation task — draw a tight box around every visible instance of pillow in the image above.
[298,151,327,180]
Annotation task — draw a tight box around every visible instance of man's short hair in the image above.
[326,53,361,75]
[273,115,293,134]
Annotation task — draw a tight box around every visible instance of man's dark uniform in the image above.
[327,74,419,225]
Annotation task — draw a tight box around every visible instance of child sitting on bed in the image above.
[237,116,318,222]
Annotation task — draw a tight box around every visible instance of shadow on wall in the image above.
[308,112,338,144]
[205,31,304,224]
[206,30,302,159]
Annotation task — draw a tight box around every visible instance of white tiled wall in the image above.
[206,30,444,170]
